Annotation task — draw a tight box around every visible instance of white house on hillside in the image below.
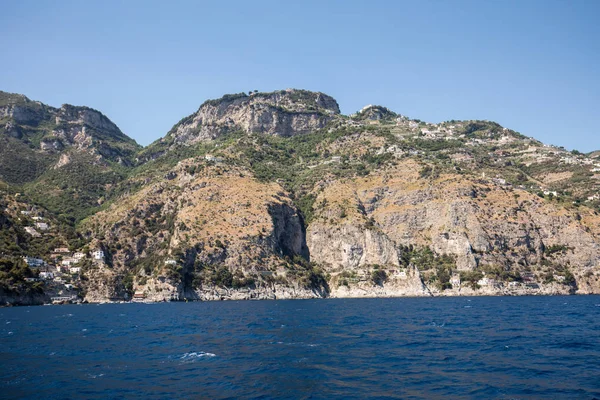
[35,222,49,230]
[23,256,44,267]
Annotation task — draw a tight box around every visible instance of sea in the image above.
[1,296,600,399]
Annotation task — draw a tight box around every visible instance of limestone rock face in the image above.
[55,104,122,135]
[268,202,309,259]
[308,223,400,269]
[83,267,130,303]
[329,265,431,298]
[169,89,340,144]
[0,103,48,125]
[306,160,600,291]
[50,105,138,163]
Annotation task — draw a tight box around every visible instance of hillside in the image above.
[1,88,600,304]
[0,91,141,221]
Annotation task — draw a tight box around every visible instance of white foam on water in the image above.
[464,306,472,308]
[180,351,216,360]
[8,331,13,335]
[6,321,11,324]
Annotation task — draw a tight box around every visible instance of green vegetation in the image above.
[296,193,316,224]
[396,246,457,290]
[287,255,329,291]
[352,105,397,121]
[0,195,86,259]
[459,270,484,289]
[480,264,522,282]
[226,128,398,211]
[0,91,30,106]
[398,245,455,272]
[24,153,128,223]
[209,265,234,287]
[544,244,570,256]
[410,138,463,152]
[0,258,42,294]
[371,266,387,285]
[0,137,56,184]
[200,92,249,108]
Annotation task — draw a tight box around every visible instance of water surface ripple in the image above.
[1,296,599,399]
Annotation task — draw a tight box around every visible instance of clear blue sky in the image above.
[1,0,598,151]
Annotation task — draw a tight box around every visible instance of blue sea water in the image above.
[1,296,600,399]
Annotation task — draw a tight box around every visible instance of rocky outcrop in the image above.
[82,265,130,302]
[329,264,431,298]
[268,202,309,259]
[55,104,123,136]
[0,90,139,167]
[0,94,49,126]
[0,287,49,306]
[303,159,600,297]
[308,223,400,269]
[168,89,340,144]
[354,105,398,121]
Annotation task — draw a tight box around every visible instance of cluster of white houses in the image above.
[22,248,105,277]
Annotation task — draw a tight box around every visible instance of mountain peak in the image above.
[199,89,340,114]
[167,89,340,145]
[0,90,140,185]
[0,90,31,106]
[353,105,398,121]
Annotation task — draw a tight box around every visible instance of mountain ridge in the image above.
[1,88,600,305]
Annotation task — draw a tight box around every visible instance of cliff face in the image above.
[303,159,600,295]
[81,161,327,302]
[50,104,137,161]
[167,89,340,145]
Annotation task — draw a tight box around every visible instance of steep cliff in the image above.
[305,159,600,295]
